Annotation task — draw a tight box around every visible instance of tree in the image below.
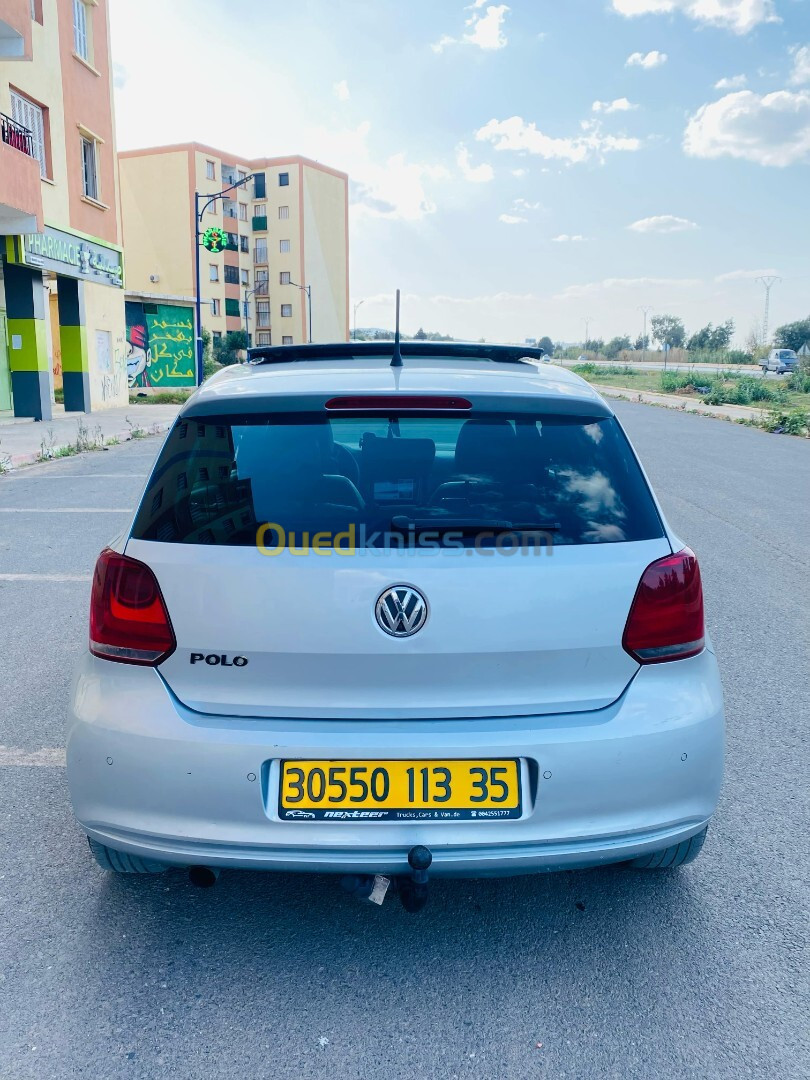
[213,330,249,367]
[634,334,649,351]
[774,316,810,353]
[537,335,554,355]
[604,335,632,359]
[414,327,428,340]
[584,338,604,354]
[650,314,685,350]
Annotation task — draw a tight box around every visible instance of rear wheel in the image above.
[88,837,168,874]
[627,825,708,870]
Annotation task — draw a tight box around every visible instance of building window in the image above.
[280,271,291,285]
[254,203,266,217]
[282,336,293,345]
[225,298,241,318]
[208,199,218,215]
[279,205,290,220]
[279,172,289,187]
[225,232,238,250]
[73,0,89,61]
[212,331,222,342]
[9,91,48,177]
[238,203,247,221]
[281,304,293,318]
[256,301,271,328]
[81,135,99,201]
[238,169,247,182]
[279,239,291,254]
[239,235,249,253]
[211,298,221,316]
[240,268,249,286]
[209,265,219,282]
[206,160,216,180]
[254,239,268,263]
[256,332,271,346]
[255,269,269,295]
[224,265,239,285]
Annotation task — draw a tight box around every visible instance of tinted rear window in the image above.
[131,412,664,547]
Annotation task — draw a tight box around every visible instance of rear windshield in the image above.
[130,412,664,547]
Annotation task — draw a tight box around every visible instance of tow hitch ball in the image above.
[340,846,433,913]
[398,846,433,914]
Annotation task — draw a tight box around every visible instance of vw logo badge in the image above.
[375,585,428,638]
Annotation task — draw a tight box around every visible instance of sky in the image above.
[109,0,810,345]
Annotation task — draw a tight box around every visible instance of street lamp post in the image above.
[353,299,365,339]
[194,172,255,385]
[288,279,312,343]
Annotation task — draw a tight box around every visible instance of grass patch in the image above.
[129,390,193,405]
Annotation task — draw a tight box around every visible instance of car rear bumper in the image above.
[66,650,724,878]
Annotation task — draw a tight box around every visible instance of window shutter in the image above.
[10,92,46,176]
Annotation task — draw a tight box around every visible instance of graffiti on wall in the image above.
[125,302,196,388]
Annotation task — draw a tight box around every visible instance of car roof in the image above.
[182,345,612,419]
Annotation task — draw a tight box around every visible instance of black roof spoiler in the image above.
[246,341,549,366]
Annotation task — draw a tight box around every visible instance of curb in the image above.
[2,421,173,471]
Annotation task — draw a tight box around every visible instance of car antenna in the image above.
[391,289,403,368]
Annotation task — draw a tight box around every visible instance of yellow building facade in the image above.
[0,0,127,419]
[119,144,349,383]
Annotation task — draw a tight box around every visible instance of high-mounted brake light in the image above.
[325,395,472,411]
[622,548,704,664]
[89,549,176,665]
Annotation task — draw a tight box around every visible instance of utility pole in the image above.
[638,305,653,363]
[353,299,365,340]
[583,316,591,352]
[755,276,781,348]
[288,279,312,343]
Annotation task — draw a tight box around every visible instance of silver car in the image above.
[67,342,724,907]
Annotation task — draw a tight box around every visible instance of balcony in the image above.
[0,113,43,234]
[0,0,32,60]
[251,215,267,232]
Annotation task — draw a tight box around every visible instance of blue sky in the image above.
[110,0,810,344]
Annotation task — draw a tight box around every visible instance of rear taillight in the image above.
[89,549,176,665]
[622,548,704,664]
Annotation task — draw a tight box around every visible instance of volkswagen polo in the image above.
[66,340,724,899]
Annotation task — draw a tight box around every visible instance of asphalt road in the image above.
[0,408,808,1080]
[557,358,783,375]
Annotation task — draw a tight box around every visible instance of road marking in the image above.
[0,573,92,582]
[0,507,133,513]
[0,746,66,767]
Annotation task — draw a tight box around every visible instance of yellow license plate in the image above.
[279,759,521,822]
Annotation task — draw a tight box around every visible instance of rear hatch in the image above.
[125,398,670,719]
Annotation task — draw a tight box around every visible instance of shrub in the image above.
[660,371,698,392]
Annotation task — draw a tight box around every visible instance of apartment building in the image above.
[0,0,127,420]
[118,144,349,385]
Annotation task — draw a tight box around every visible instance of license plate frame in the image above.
[277,759,522,822]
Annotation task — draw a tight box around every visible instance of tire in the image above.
[627,825,708,870]
[88,837,168,874]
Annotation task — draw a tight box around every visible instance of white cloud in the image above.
[432,4,510,53]
[511,167,528,176]
[333,80,350,101]
[475,115,641,163]
[498,213,528,224]
[714,74,747,90]
[789,45,810,87]
[626,50,668,68]
[628,214,699,232]
[553,276,702,301]
[456,144,494,182]
[513,197,541,210]
[684,89,810,166]
[714,267,780,281]
[611,1,779,35]
[551,234,586,242]
[592,97,638,113]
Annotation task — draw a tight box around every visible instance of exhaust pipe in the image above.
[188,865,220,888]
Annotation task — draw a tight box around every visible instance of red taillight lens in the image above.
[89,549,176,665]
[622,548,705,664]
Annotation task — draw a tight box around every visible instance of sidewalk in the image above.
[0,403,182,469]
[595,384,765,423]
